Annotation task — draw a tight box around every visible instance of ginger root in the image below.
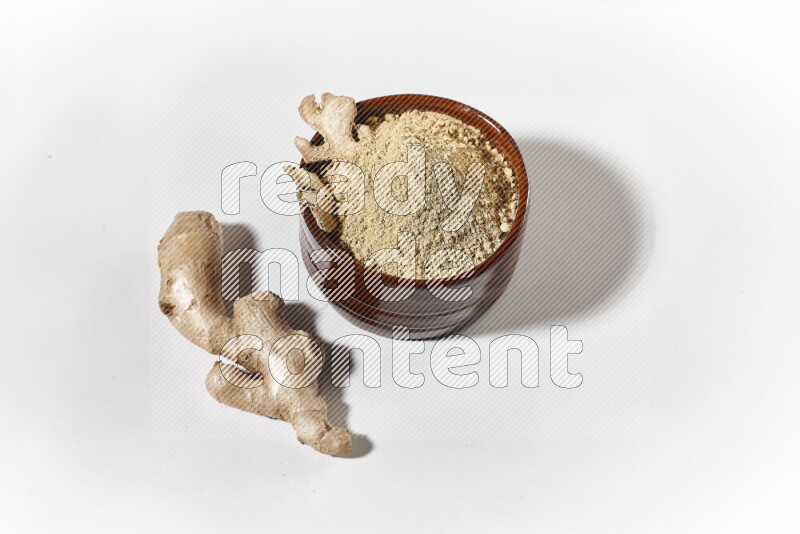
[284,165,339,232]
[158,211,351,456]
[288,93,371,232]
[293,93,369,163]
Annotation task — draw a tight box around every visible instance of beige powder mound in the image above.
[325,109,518,280]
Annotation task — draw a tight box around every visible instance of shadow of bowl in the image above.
[465,137,652,335]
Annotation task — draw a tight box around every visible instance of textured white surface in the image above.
[1,1,799,532]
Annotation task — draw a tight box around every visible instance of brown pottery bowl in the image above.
[299,94,529,339]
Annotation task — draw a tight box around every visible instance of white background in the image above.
[149,93,651,444]
[1,1,798,532]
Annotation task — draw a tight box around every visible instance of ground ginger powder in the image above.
[326,109,518,280]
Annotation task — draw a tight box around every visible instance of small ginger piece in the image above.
[294,93,366,162]
[158,211,351,456]
[284,165,338,232]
